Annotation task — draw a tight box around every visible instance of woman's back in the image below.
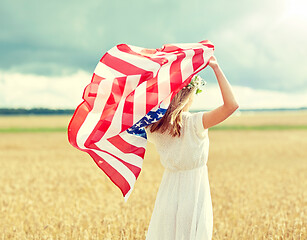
[145,111,209,172]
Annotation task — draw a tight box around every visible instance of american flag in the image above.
[67,40,214,201]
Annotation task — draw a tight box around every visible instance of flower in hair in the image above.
[183,75,207,94]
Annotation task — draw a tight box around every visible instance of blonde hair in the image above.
[147,86,196,137]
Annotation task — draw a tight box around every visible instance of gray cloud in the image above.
[0,0,306,92]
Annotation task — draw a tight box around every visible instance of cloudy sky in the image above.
[1,0,306,110]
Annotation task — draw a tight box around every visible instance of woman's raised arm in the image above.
[202,56,239,129]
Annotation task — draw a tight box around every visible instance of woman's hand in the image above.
[208,55,219,69]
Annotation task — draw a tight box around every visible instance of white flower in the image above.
[186,75,207,94]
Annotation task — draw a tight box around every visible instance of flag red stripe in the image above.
[145,76,159,113]
[160,44,183,53]
[68,101,91,149]
[101,52,150,76]
[92,73,105,83]
[117,44,166,66]
[108,135,146,158]
[199,40,215,49]
[169,52,186,93]
[192,48,205,72]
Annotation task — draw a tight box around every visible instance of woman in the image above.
[144,55,239,240]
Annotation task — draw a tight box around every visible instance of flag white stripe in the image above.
[124,188,133,202]
[95,140,143,168]
[159,95,172,109]
[172,43,207,50]
[94,61,125,78]
[129,45,161,58]
[150,105,159,112]
[203,48,214,69]
[156,57,176,104]
[119,131,147,149]
[128,45,146,54]
[180,50,195,81]
[133,81,147,124]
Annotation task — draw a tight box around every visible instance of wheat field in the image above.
[0,111,306,239]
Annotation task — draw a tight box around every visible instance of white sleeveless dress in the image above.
[144,111,213,240]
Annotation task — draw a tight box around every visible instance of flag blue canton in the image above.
[126,108,167,139]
